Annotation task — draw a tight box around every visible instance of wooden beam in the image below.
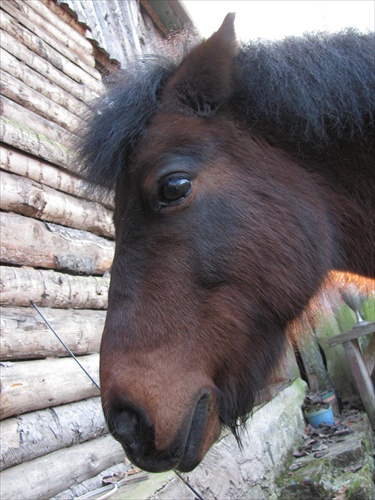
[342,339,375,429]
[1,170,115,238]
[0,146,114,209]
[1,116,74,170]
[1,70,85,135]
[1,49,89,121]
[0,30,98,102]
[0,306,105,360]
[1,1,99,79]
[0,212,114,275]
[0,435,125,500]
[0,266,110,309]
[0,354,100,419]
[0,8,102,93]
[326,322,375,347]
[0,397,106,470]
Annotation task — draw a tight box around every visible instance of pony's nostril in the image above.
[108,403,154,455]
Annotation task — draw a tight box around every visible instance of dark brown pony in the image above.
[79,15,375,472]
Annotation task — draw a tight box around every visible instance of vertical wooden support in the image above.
[342,339,375,428]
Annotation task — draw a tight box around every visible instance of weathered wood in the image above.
[0,397,107,471]
[1,70,84,135]
[363,335,375,376]
[12,0,95,68]
[1,1,99,79]
[0,306,105,360]
[0,354,100,419]
[1,95,75,151]
[1,170,115,238]
[0,266,110,309]
[0,48,89,120]
[0,29,98,102]
[1,116,74,170]
[0,212,114,275]
[0,146,114,209]
[342,339,375,428]
[326,322,375,347]
[0,9,102,93]
[40,0,88,38]
[0,434,125,500]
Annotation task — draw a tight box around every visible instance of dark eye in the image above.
[158,175,192,204]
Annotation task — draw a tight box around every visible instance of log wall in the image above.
[0,1,166,498]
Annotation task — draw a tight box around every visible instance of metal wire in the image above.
[30,301,100,389]
[30,300,205,500]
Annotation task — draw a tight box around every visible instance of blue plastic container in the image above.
[305,404,334,428]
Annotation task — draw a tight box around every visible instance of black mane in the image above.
[234,30,375,148]
[78,29,374,191]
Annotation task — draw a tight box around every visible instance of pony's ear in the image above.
[161,13,238,117]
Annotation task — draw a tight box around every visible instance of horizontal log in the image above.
[0,434,125,500]
[1,0,101,89]
[0,146,114,209]
[0,9,103,94]
[1,170,115,238]
[53,462,129,500]
[12,0,95,68]
[0,266,110,309]
[0,212,114,275]
[1,47,89,120]
[1,70,84,135]
[1,116,74,170]
[0,397,107,471]
[0,354,100,419]
[0,29,98,102]
[1,95,75,151]
[0,306,105,360]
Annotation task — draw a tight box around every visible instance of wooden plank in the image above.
[0,306,105,360]
[0,212,114,275]
[0,266,110,309]
[0,397,107,471]
[0,434,125,500]
[0,9,103,93]
[363,335,375,376]
[326,322,375,347]
[1,95,75,150]
[1,70,85,135]
[1,116,74,170]
[12,0,95,68]
[1,170,115,238]
[0,354,100,419]
[1,0,99,78]
[40,0,88,38]
[0,47,89,120]
[342,340,375,429]
[0,29,98,102]
[0,146,114,209]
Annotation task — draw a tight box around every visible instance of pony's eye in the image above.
[158,175,192,204]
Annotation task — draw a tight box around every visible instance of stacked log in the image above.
[0,1,165,498]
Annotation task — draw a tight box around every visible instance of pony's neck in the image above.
[314,142,375,279]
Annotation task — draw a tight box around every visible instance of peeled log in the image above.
[1,115,74,170]
[0,397,107,471]
[0,212,114,275]
[0,306,105,360]
[0,435,125,500]
[1,170,115,238]
[0,354,100,420]
[0,146,114,209]
[0,266,109,309]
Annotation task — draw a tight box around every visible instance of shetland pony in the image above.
[79,14,374,472]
